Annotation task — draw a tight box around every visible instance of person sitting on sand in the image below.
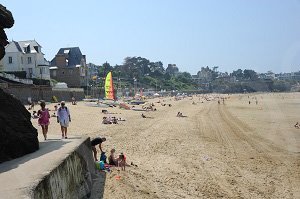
[141,113,146,118]
[294,122,300,129]
[118,118,126,121]
[177,112,187,117]
[112,117,118,124]
[108,149,118,166]
[102,117,112,124]
[102,109,108,114]
[91,137,106,161]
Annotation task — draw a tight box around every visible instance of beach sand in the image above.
[31,93,300,199]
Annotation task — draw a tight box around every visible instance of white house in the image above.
[0,40,50,80]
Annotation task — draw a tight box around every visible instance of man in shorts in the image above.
[91,137,106,161]
[57,101,71,139]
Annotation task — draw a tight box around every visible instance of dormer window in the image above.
[24,45,30,53]
[34,46,39,53]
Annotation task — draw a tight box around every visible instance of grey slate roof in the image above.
[51,47,84,67]
[5,40,42,54]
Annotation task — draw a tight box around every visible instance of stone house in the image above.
[50,47,87,88]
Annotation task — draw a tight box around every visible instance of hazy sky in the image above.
[2,0,300,74]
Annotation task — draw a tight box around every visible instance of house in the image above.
[0,40,50,80]
[87,63,99,81]
[50,47,87,88]
[196,66,213,83]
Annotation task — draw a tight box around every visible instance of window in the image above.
[28,57,32,64]
[8,57,12,64]
[34,46,39,53]
[28,68,33,78]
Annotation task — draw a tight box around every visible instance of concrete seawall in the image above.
[32,138,96,199]
[0,137,96,199]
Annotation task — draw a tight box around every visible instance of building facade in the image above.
[0,40,50,80]
[50,47,87,88]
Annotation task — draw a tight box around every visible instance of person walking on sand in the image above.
[37,101,50,140]
[57,101,71,139]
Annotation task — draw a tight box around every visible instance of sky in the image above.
[2,0,300,74]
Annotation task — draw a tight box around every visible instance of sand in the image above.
[31,93,300,199]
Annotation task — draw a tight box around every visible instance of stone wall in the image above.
[1,84,85,103]
[32,138,96,199]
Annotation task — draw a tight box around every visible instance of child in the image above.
[37,101,50,140]
[118,153,126,171]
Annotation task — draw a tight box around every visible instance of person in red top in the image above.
[37,101,50,140]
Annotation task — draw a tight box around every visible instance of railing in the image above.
[0,72,33,84]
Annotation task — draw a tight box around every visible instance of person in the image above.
[294,122,300,129]
[141,113,146,118]
[112,117,118,124]
[102,117,112,124]
[108,148,117,165]
[32,111,39,119]
[91,137,107,161]
[37,101,50,140]
[57,101,71,139]
[118,152,126,171]
[71,97,77,105]
[100,152,107,163]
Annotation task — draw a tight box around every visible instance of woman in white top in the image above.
[57,101,71,139]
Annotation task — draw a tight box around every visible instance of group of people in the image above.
[91,137,131,171]
[102,116,125,124]
[102,116,118,124]
[35,101,71,140]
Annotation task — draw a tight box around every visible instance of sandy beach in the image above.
[31,93,300,199]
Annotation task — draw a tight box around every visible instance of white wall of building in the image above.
[0,41,50,80]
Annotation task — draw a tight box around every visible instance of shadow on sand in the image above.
[0,140,70,173]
